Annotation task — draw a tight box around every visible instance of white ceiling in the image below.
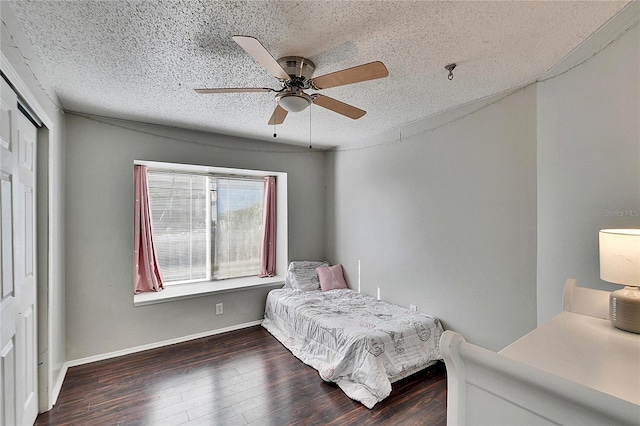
[7,0,630,148]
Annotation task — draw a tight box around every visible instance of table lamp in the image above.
[599,229,640,333]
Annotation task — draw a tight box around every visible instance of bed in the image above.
[262,261,444,409]
[440,280,640,425]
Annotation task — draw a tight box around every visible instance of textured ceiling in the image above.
[7,0,630,148]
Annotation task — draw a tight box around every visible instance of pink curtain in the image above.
[259,176,277,277]
[134,165,164,294]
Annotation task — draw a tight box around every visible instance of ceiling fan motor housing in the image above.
[277,56,316,81]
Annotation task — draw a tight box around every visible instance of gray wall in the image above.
[64,114,325,360]
[325,87,538,351]
[536,9,639,324]
[324,4,639,348]
[7,0,637,375]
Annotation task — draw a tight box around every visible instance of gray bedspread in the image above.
[262,288,443,408]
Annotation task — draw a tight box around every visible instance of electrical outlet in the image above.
[215,303,223,315]
[409,304,417,312]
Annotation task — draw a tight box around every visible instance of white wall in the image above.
[64,114,325,360]
[536,5,639,324]
[325,87,538,351]
[1,3,67,410]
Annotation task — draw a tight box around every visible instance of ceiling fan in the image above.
[195,36,389,125]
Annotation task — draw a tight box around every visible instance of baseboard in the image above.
[65,320,263,369]
[50,363,68,407]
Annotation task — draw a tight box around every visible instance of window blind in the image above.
[147,171,263,284]
[214,178,264,279]
[147,172,208,282]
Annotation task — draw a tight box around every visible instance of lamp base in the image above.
[610,286,640,334]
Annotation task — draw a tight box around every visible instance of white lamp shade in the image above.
[599,229,640,286]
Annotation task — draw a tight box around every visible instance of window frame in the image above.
[133,160,287,306]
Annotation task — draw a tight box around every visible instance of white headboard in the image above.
[440,280,639,425]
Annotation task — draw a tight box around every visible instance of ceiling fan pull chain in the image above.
[309,103,312,150]
[273,98,278,138]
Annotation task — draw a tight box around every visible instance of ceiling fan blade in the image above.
[195,87,274,94]
[312,94,366,120]
[232,35,290,81]
[268,105,288,125]
[310,61,389,90]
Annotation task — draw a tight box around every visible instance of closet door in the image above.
[1,77,38,426]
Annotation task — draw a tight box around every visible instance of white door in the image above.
[1,78,38,426]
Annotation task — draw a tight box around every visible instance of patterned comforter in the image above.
[262,288,444,408]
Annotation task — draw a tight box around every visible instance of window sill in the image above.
[134,275,285,307]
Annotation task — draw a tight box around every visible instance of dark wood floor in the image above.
[36,325,447,426]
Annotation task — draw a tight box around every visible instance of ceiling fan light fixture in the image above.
[277,91,312,112]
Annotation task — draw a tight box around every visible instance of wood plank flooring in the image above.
[36,325,447,426]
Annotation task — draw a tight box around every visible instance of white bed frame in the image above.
[440,279,640,425]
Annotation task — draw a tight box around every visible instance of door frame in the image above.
[1,53,59,413]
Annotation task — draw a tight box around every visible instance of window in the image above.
[134,160,287,305]
[147,170,265,284]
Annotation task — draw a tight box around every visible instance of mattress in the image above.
[262,288,443,408]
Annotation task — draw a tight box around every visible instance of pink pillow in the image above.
[316,264,348,291]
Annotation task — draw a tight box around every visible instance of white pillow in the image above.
[285,261,329,291]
